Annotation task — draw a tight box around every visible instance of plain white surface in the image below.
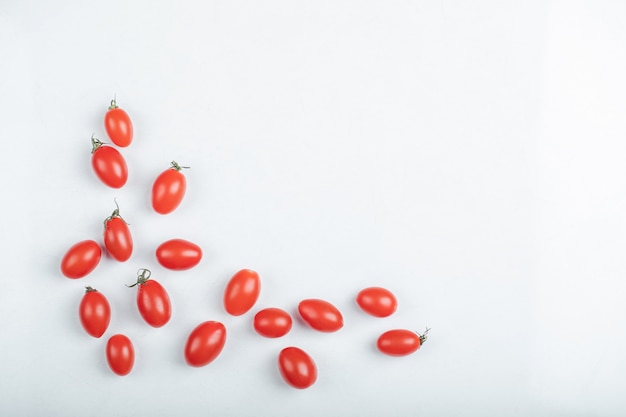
[1,1,626,415]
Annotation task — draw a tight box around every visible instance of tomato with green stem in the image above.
[151,161,188,214]
[127,269,171,328]
[377,328,430,356]
[91,135,128,188]
[105,98,133,147]
[103,201,132,262]
[106,334,134,376]
[61,239,102,279]
[79,286,110,338]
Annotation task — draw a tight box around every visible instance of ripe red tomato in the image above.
[356,287,398,317]
[91,136,128,189]
[151,161,188,214]
[155,239,202,270]
[104,98,133,147]
[128,269,171,327]
[223,269,261,316]
[61,239,102,279]
[103,205,132,262]
[106,334,134,376]
[79,286,111,338]
[377,328,430,356]
[253,308,292,338]
[278,347,317,389]
[184,321,227,367]
[297,299,343,332]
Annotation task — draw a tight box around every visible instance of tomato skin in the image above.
[104,217,133,262]
[278,347,317,389]
[151,163,187,214]
[136,279,171,328]
[79,287,111,338]
[223,269,261,316]
[156,239,202,270]
[61,240,102,279]
[356,287,397,318]
[91,145,128,189]
[106,334,134,376]
[297,299,343,332]
[105,103,133,147]
[377,329,427,356]
[253,308,292,338]
[184,321,227,367]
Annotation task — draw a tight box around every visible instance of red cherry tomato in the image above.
[223,269,261,316]
[156,239,202,270]
[104,98,133,147]
[103,204,133,262]
[278,347,317,389]
[106,334,134,376]
[297,299,343,332]
[151,161,188,214]
[79,286,111,338]
[91,136,128,189]
[253,308,292,338]
[61,240,102,279]
[356,287,398,317]
[129,269,171,327]
[184,321,227,367]
[377,328,430,356]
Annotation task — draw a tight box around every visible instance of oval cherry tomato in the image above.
[377,328,430,356]
[184,321,227,367]
[129,269,171,327]
[356,287,397,317]
[79,287,111,338]
[103,204,133,262]
[104,98,133,147]
[106,334,134,376]
[156,239,202,270]
[91,136,128,189]
[61,239,102,279]
[253,308,292,338]
[223,269,261,316]
[278,347,317,389]
[297,299,343,332]
[151,161,188,214]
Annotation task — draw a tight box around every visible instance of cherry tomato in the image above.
[156,239,202,270]
[223,269,260,316]
[128,269,171,328]
[151,161,188,214]
[103,204,132,262]
[297,299,343,332]
[79,287,111,338]
[356,287,398,317]
[104,98,133,147]
[377,328,430,356]
[61,239,102,279]
[184,321,227,367]
[278,347,317,389]
[91,136,128,189]
[253,308,292,338]
[106,334,134,376]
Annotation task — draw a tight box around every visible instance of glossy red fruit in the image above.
[278,347,317,389]
[253,308,292,338]
[79,287,111,338]
[106,334,134,376]
[297,299,343,332]
[377,328,430,356]
[356,287,397,317]
[151,161,188,214]
[91,136,128,189]
[104,98,133,147]
[128,269,171,328]
[103,204,133,262]
[223,269,260,316]
[61,239,102,279]
[184,321,227,367]
[155,239,202,270]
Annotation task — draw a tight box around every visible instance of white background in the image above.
[1,1,626,416]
